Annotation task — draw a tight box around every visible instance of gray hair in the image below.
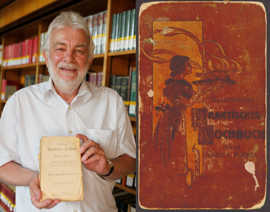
[43,11,94,58]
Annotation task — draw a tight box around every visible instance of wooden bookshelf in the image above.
[2,63,37,70]
[115,183,136,195]
[93,54,105,59]
[109,49,136,57]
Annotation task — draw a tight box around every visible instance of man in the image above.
[0,11,136,212]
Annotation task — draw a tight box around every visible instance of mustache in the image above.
[57,62,79,70]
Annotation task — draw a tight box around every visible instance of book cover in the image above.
[40,136,83,201]
[138,1,267,210]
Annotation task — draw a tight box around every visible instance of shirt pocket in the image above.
[83,129,119,159]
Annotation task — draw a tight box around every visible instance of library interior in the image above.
[0,0,136,212]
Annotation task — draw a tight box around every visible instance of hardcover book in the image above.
[138,1,267,210]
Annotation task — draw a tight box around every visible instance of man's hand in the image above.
[29,173,60,209]
[76,134,110,175]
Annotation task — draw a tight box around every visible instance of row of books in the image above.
[85,72,103,87]
[128,204,136,212]
[2,36,39,67]
[0,8,136,66]
[1,74,49,101]
[0,183,15,212]
[113,188,135,212]
[84,11,107,55]
[110,9,136,52]
[109,66,137,117]
[24,74,49,87]
[1,80,20,101]
[115,173,136,189]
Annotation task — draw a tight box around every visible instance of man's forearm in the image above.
[0,161,36,186]
[104,154,136,181]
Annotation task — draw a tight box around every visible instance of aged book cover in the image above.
[40,136,83,201]
[138,1,267,210]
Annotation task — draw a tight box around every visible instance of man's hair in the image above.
[43,11,94,58]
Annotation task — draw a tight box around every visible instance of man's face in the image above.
[45,26,91,94]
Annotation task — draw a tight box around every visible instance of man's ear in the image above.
[88,57,93,67]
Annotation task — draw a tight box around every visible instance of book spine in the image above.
[19,41,23,65]
[33,36,38,63]
[128,69,136,117]
[120,76,129,102]
[1,79,7,101]
[120,10,126,52]
[102,11,107,54]
[110,13,116,52]
[115,76,121,96]
[97,72,103,87]
[110,75,116,91]
[29,38,33,64]
[22,40,25,64]
[39,32,45,62]
[15,42,19,65]
[129,9,134,50]
[92,14,98,55]
[125,173,135,188]
[90,72,97,86]
[87,15,92,42]
[132,9,136,50]
[0,47,2,65]
[8,44,11,66]
[125,9,131,51]
[27,38,30,64]
[114,13,119,52]
[116,12,122,52]
[4,45,7,66]
[96,12,102,55]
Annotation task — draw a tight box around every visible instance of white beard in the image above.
[47,59,88,94]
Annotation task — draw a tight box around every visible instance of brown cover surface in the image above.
[138,1,266,209]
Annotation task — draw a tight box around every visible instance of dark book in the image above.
[138,1,267,210]
[120,76,129,102]
[110,75,117,91]
[128,70,136,117]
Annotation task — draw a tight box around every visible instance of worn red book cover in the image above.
[138,1,267,210]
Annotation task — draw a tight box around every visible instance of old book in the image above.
[40,136,83,201]
[138,1,267,210]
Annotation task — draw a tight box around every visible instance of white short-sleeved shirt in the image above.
[0,79,136,212]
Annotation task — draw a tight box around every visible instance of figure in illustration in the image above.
[154,55,193,173]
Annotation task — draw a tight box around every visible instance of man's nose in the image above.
[63,49,75,62]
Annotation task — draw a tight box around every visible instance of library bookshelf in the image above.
[0,0,137,209]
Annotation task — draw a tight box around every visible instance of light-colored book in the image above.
[40,136,83,201]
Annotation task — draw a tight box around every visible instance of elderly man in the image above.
[0,11,136,212]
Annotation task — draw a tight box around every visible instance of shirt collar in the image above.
[42,78,93,103]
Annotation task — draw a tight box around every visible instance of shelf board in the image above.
[129,116,136,122]
[39,62,46,66]
[115,184,136,195]
[2,63,37,70]
[108,49,136,57]
[93,54,104,59]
